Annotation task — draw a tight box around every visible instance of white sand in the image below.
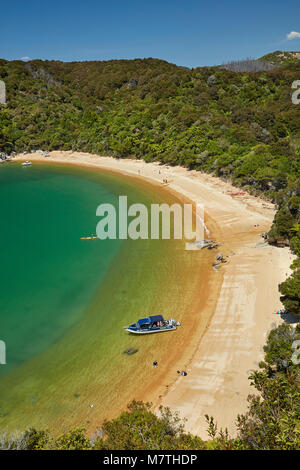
[15,151,295,437]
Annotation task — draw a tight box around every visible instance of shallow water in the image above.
[0,162,208,432]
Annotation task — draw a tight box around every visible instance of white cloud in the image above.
[286,31,300,40]
[21,56,30,61]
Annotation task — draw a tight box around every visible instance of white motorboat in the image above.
[124,315,180,334]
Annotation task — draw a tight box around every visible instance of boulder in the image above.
[207,75,217,85]
[127,78,138,89]
[123,348,138,355]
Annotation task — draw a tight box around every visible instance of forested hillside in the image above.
[0,55,300,314]
[260,50,300,67]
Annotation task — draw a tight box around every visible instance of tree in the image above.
[54,427,91,450]
[279,269,300,316]
[94,400,205,450]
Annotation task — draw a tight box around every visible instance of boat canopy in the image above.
[136,315,164,327]
[137,318,150,326]
[149,315,164,323]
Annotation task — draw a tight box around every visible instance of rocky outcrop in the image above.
[127,78,138,89]
[207,75,217,85]
[212,252,228,268]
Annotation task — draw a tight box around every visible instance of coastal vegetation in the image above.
[1,323,299,450]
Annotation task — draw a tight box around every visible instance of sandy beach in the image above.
[14,151,295,438]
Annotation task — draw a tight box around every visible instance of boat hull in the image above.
[125,326,177,334]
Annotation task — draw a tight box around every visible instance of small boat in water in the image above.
[21,161,32,166]
[124,315,180,334]
[80,235,98,240]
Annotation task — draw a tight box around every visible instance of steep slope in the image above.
[260,50,300,66]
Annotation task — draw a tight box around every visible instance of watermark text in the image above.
[96,196,208,248]
[292,80,300,104]
[0,80,6,105]
[0,340,6,365]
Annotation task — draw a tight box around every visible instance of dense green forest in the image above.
[0,54,300,315]
[1,323,299,450]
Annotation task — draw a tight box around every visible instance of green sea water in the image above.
[0,162,209,433]
[0,163,123,376]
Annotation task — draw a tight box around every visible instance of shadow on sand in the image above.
[280,312,299,324]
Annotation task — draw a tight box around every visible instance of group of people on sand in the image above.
[274,309,288,315]
[152,360,188,376]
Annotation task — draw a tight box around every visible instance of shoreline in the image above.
[14,151,295,437]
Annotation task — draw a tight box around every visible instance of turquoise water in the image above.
[0,163,122,375]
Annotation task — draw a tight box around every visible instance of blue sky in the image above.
[1,0,300,67]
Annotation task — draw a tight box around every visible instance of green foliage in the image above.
[279,269,300,316]
[263,324,298,368]
[260,51,300,67]
[235,324,300,450]
[94,400,205,450]
[22,428,50,450]
[54,426,91,450]
[204,416,235,450]
[275,215,300,316]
